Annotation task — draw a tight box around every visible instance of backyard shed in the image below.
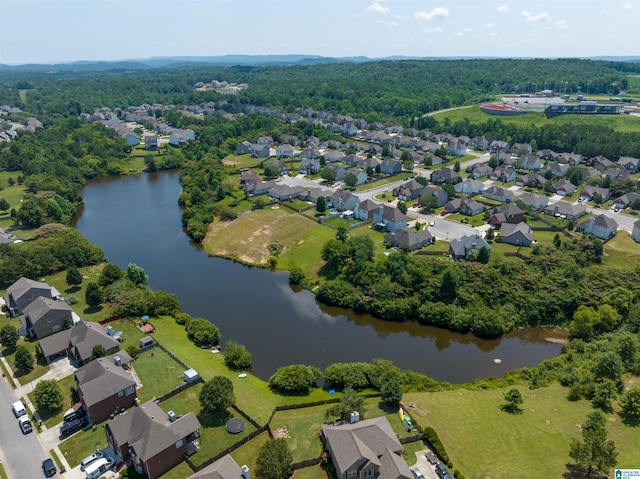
[139,336,154,349]
[184,368,199,383]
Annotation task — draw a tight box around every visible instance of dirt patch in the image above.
[273,426,291,439]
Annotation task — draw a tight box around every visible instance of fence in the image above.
[399,433,424,444]
[156,343,191,371]
[292,457,323,470]
[231,404,262,430]
[155,377,203,404]
[98,314,127,325]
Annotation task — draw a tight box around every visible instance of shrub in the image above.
[34,379,63,411]
[423,426,452,468]
[288,267,305,285]
[186,317,220,347]
[224,340,252,370]
[174,312,191,325]
[268,364,322,394]
[126,345,140,358]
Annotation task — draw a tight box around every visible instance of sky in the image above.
[1,0,639,65]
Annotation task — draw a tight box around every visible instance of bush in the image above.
[224,340,252,370]
[14,345,34,371]
[0,324,20,349]
[268,364,322,394]
[126,345,140,358]
[453,470,466,479]
[186,317,220,347]
[174,312,191,325]
[34,379,63,411]
[423,426,452,468]
[288,267,305,285]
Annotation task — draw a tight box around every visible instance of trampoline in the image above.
[226,418,246,434]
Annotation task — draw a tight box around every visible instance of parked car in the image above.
[19,415,33,434]
[60,417,88,438]
[12,400,26,418]
[410,466,425,479]
[440,210,449,216]
[63,407,86,424]
[42,458,56,477]
[425,450,438,465]
[80,451,104,470]
[436,463,452,479]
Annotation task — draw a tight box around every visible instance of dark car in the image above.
[60,417,88,438]
[42,458,56,477]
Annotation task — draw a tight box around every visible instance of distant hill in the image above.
[1,54,640,72]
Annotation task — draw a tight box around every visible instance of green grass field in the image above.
[405,383,640,479]
[599,231,640,269]
[59,426,112,469]
[134,348,187,403]
[230,431,270,476]
[28,374,76,428]
[433,105,640,132]
[222,154,263,169]
[0,170,26,228]
[3,334,50,385]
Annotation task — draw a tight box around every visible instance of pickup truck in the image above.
[19,415,33,434]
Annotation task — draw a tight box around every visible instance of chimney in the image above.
[241,465,250,479]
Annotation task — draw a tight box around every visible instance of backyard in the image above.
[133,348,186,403]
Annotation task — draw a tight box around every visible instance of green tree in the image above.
[380,376,403,407]
[65,266,83,287]
[336,226,349,242]
[454,161,461,172]
[268,364,322,393]
[288,267,305,285]
[17,199,43,228]
[316,196,327,213]
[91,344,106,360]
[593,352,624,382]
[620,388,640,421]
[85,282,103,308]
[568,411,617,478]
[321,168,336,183]
[127,263,148,285]
[14,345,34,371]
[98,263,123,287]
[224,340,252,370]
[325,386,366,422]
[502,388,524,413]
[598,304,619,332]
[592,379,617,410]
[34,379,63,410]
[397,202,408,215]
[570,305,600,339]
[256,439,293,479]
[0,198,10,212]
[0,324,20,349]
[488,155,499,168]
[264,164,280,178]
[477,246,490,264]
[199,376,235,415]
[420,194,438,212]
[344,173,358,187]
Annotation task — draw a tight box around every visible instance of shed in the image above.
[139,336,154,349]
[184,368,199,383]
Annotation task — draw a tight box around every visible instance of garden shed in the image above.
[139,336,154,349]
[184,368,199,383]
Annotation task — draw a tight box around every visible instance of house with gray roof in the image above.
[420,186,448,208]
[500,222,534,247]
[454,178,484,195]
[520,154,542,170]
[235,141,252,155]
[430,167,460,185]
[105,400,200,479]
[460,199,485,216]
[250,144,270,158]
[617,156,640,173]
[517,192,548,211]
[515,173,546,188]
[482,186,513,203]
[169,129,195,147]
[329,190,360,212]
[38,320,120,365]
[393,180,424,201]
[384,228,432,251]
[21,296,73,339]
[489,167,517,183]
[485,203,525,226]
[275,144,295,158]
[543,202,586,220]
[3,277,56,317]
[269,185,303,201]
[299,158,321,175]
[76,352,136,424]
[553,179,576,196]
[380,159,402,175]
[187,454,249,479]
[471,163,492,178]
[579,186,610,202]
[354,199,379,221]
[449,234,491,260]
[321,417,412,479]
[243,180,277,196]
[372,205,407,232]
[612,192,640,210]
[299,148,321,160]
[632,220,640,243]
[576,214,618,240]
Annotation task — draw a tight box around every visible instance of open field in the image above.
[433,105,640,132]
[599,231,640,269]
[222,154,263,169]
[134,348,186,403]
[405,383,640,479]
[0,170,26,229]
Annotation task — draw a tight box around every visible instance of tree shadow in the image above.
[64,286,81,294]
[197,410,233,428]
[562,463,608,479]
[83,306,103,315]
[500,404,523,415]
[619,410,640,427]
[13,367,34,380]
[318,263,341,280]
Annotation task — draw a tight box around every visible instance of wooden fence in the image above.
[154,377,204,404]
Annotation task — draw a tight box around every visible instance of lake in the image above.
[72,170,564,382]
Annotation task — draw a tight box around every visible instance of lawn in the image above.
[28,374,76,428]
[0,170,27,229]
[157,383,258,467]
[445,212,486,227]
[404,383,640,479]
[0,462,8,479]
[352,172,413,192]
[4,335,50,385]
[222,154,263,169]
[230,431,270,475]
[59,426,112,468]
[599,231,640,269]
[133,348,187,403]
[289,466,327,479]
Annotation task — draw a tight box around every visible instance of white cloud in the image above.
[454,32,463,36]
[423,27,444,34]
[522,10,550,22]
[485,22,494,29]
[497,5,510,13]
[415,7,450,20]
[554,20,568,29]
[388,21,399,27]
[366,2,390,14]
[463,27,472,32]
[622,2,632,8]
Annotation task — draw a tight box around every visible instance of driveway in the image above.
[410,447,441,479]
[15,356,76,399]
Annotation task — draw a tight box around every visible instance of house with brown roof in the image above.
[576,214,618,239]
[321,417,412,479]
[3,277,57,317]
[21,297,73,339]
[76,352,137,424]
[105,401,200,479]
[499,222,534,246]
[384,228,432,251]
[187,454,250,479]
[239,170,261,185]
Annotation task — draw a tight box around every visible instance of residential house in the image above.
[372,205,407,232]
[559,153,583,165]
[576,214,618,239]
[520,154,542,170]
[326,164,347,181]
[275,144,295,159]
[587,155,612,169]
[243,180,277,196]
[299,158,321,175]
[460,199,485,216]
[517,192,548,211]
[447,141,467,157]
[3,277,56,317]
[75,352,136,424]
[144,136,159,151]
[388,147,403,161]
[250,144,270,158]
[343,154,359,166]
[169,129,195,147]
[265,159,289,176]
[427,154,443,166]
[454,178,484,195]
[235,141,252,155]
[301,187,331,204]
[299,148,321,160]
[21,297,73,339]
[632,220,640,243]
[282,135,300,146]
[430,167,460,185]
[38,320,120,365]
[617,156,640,173]
[256,136,274,147]
[384,228,432,251]
[471,163,492,178]
[605,168,631,180]
[553,179,577,196]
[354,199,379,221]
[239,170,261,185]
[511,143,532,155]
[579,186,610,202]
[449,234,491,260]
[537,149,559,161]
[324,150,345,163]
[486,203,525,226]
[443,198,464,214]
[380,159,402,175]
[345,169,367,186]
[305,136,320,147]
[393,180,424,201]
[329,191,360,212]
[269,185,303,201]
[612,192,640,210]
[581,168,603,180]
[500,222,534,246]
[321,417,412,479]
[543,202,586,220]
[515,173,546,188]
[187,454,250,479]
[419,186,448,208]
[541,163,569,177]
[482,186,513,203]
[105,400,201,479]
[469,136,490,150]
[356,157,380,170]
[489,167,517,183]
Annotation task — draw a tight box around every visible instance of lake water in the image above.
[72,170,564,383]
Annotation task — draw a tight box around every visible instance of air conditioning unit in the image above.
[114,356,121,366]
[168,411,176,422]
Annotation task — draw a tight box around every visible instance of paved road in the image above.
[0,374,53,479]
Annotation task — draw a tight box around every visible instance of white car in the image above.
[410,466,425,479]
